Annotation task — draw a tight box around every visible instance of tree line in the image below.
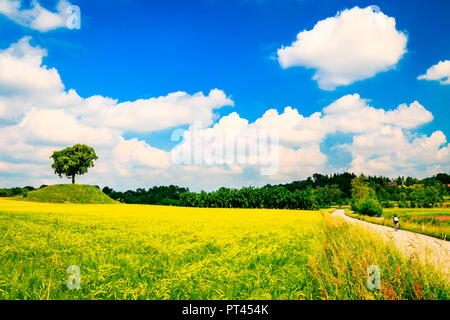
[178,173,448,212]
[2,172,448,212]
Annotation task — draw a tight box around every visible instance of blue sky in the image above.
[0,0,449,190]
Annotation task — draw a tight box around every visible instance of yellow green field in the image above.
[0,199,448,300]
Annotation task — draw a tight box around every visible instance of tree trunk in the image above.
[72,175,75,184]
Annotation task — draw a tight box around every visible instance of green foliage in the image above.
[351,175,372,201]
[50,144,98,184]
[382,201,395,208]
[408,185,443,208]
[0,187,29,197]
[354,198,383,217]
[3,171,448,209]
[398,200,409,208]
[313,185,343,207]
[14,184,116,204]
[103,185,188,205]
[179,186,318,210]
[351,175,383,216]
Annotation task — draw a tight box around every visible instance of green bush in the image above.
[350,199,359,212]
[353,198,383,217]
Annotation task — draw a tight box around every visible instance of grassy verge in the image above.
[346,209,449,241]
[309,214,448,299]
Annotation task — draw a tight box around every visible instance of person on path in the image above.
[393,215,399,231]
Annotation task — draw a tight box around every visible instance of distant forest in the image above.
[2,172,449,211]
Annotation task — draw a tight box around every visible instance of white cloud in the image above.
[248,94,433,146]
[15,108,119,147]
[0,0,72,32]
[385,101,433,129]
[270,144,327,181]
[0,36,63,95]
[321,94,432,133]
[0,37,234,130]
[418,60,450,85]
[345,127,450,177]
[113,137,170,171]
[277,6,407,90]
[77,89,234,132]
[253,107,325,145]
[0,37,235,189]
[167,92,444,186]
[0,37,448,190]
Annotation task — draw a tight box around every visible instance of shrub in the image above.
[350,199,359,212]
[353,198,383,217]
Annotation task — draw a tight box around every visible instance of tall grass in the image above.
[0,200,447,300]
[347,208,449,240]
[308,215,448,299]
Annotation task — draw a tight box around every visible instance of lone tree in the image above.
[50,144,98,184]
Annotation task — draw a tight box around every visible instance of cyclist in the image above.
[393,215,399,231]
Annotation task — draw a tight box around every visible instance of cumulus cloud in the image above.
[277,6,407,90]
[0,37,71,121]
[0,0,73,32]
[418,60,450,85]
[0,37,234,129]
[246,94,433,146]
[78,89,234,132]
[113,137,170,171]
[344,127,450,177]
[15,108,119,147]
[167,93,444,187]
[0,37,234,189]
[0,37,448,190]
[321,94,433,133]
[0,36,63,95]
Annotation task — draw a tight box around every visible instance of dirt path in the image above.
[332,209,450,278]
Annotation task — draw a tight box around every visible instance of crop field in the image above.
[0,199,448,300]
[348,208,450,240]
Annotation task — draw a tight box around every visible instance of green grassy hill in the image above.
[15,184,117,204]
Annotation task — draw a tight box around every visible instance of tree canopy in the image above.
[50,144,98,184]
[3,171,448,210]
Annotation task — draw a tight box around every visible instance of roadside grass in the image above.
[309,214,448,300]
[0,200,447,300]
[346,208,450,240]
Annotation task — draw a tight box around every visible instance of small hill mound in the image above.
[16,184,117,204]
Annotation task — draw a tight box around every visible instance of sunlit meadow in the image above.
[0,199,447,300]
